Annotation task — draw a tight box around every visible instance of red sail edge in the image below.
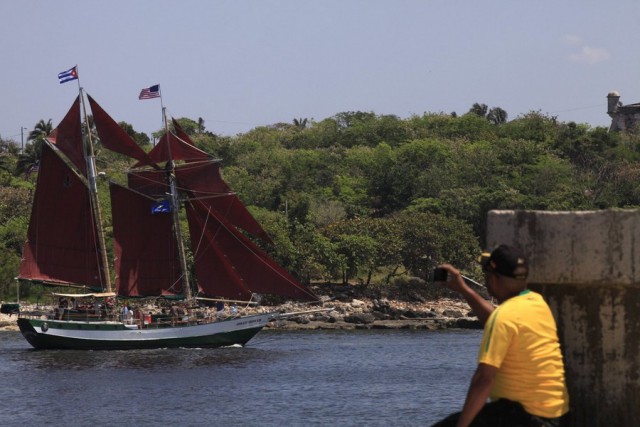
[47,96,87,176]
[110,183,183,297]
[88,95,159,169]
[186,199,317,301]
[172,118,195,146]
[133,131,210,167]
[18,143,106,288]
[175,161,273,244]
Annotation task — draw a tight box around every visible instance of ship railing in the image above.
[18,308,118,322]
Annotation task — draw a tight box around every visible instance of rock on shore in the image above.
[268,297,481,330]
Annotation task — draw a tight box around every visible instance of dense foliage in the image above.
[2,105,638,299]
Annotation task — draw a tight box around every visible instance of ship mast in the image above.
[79,87,112,293]
[162,106,193,301]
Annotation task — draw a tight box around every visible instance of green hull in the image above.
[17,313,272,350]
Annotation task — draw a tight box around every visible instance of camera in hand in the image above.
[432,267,448,282]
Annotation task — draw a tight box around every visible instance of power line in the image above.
[548,103,605,114]
[0,131,23,140]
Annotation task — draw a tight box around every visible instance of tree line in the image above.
[1,104,638,299]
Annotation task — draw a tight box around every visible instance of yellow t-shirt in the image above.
[478,289,569,418]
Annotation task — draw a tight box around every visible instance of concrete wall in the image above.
[487,209,640,427]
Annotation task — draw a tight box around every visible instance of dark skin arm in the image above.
[436,264,495,325]
[456,363,498,427]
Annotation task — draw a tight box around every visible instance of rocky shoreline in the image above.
[267,297,482,331]
[0,296,483,332]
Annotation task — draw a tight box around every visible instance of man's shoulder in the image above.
[495,291,544,318]
[505,289,544,306]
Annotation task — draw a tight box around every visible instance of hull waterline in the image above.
[17,312,275,350]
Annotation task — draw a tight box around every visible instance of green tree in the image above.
[498,111,558,143]
[325,217,404,284]
[174,117,199,135]
[293,118,308,129]
[118,121,151,147]
[17,119,53,176]
[392,138,456,202]
[394,211,480,277]
[487,107,508,125]
[27,119,53,152]
[0,242,20,299]
[409,112,497,142]
[469,103,488,117]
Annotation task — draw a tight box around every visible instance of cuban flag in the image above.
[151,199,171,214]
[58,66,78,84]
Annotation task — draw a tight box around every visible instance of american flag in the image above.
[139,84,160,100]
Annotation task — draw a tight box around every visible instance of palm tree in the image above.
[293,118,308,129]
[0,153,11,174]
[16,119,52,177]
[487,107,508,125]
[26,119,53,159]
[16,143,39,177]
[469,103,488,117]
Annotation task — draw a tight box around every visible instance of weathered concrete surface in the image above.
[488,209,640,427]
[488,209,640,286]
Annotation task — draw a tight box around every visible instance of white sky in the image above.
[1,1,639,140]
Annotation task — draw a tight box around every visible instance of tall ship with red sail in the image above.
[16,87,318,350]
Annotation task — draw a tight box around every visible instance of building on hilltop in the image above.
[607,91,640,132]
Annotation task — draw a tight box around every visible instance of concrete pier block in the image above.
[487,209,640,427]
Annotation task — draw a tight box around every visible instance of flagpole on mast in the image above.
[75,66,113,294]
[156,85,193,302]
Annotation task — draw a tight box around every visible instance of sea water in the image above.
[0,329,481,426]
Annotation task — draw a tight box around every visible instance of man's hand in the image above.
[436,263,495,325]
[435,264,467,293]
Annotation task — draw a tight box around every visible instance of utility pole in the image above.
[21,126,25,154]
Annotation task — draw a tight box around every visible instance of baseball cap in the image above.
[479,245,529,279]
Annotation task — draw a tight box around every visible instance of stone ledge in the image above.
[488,209,640,286]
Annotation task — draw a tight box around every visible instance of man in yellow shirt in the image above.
[431,245,570,427]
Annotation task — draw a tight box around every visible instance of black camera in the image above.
[432,267,448,282]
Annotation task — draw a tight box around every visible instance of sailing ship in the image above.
[16,88,318,350]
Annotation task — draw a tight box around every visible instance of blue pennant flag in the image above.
[151,199,171,214]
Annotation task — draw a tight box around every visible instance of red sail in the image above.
[88,95,158,169]
[110,183,183,297]
[133,131,209,167]
[128,161,272,243]
[175,161,272,243]
[19,143,105,287]
[47,96,86,176]
[186,199,316,301]
[127,169,168,197]
[172,118,195,146]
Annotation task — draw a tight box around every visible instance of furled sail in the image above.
[110,183,183,297]
[18,143,106,287]
[186,199,316,301]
